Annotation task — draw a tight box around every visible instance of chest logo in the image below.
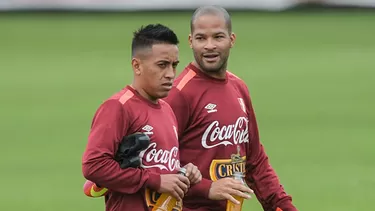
[205,103,217,113]
[142,125,154,135]
[201,117,249,149]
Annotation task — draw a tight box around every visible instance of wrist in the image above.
[145,172,161,191]
[187,178,213,198]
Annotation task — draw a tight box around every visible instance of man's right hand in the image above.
[158,174,191,201]
[208,178,254,204]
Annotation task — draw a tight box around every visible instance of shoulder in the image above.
[163,67,197,105]
[95,88,137,116]
[163,86,190,109]
[174,67,198,92]
[108,88,135,106]
[159,99,173,111]
[227,71,254,105]
[227,71,249,90]
[159,99,178,120]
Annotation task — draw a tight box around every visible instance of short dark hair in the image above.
[132,24,179,57]
[190,5,232,33]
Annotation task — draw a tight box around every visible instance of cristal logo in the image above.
[202,116,249,149]
[139,142,180,171]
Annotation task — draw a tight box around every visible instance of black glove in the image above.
[114,132,151,169]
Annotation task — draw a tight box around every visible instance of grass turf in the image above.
[0,9,374,210]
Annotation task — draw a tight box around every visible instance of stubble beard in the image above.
[194,53,228,74]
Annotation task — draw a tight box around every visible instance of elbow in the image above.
[82,161,99,182]
[82,151,106,182]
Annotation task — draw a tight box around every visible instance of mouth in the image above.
[161,82,173,89]
[203,53,219,62]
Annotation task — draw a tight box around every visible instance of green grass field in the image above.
[1,9,374,211]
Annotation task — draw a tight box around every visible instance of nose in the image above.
[164,66,176,80]
[204,38,216,50]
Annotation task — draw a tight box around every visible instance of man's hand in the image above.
[158,174,191,201]
[183,163,202,185]
[208,177,254,204]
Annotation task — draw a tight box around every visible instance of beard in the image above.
[193,52,228,73]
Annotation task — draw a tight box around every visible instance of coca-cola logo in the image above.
[139,142,180,171]
[202,116,249,149]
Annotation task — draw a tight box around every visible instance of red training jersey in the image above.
[164,63,296,211]
[82,85,181,211]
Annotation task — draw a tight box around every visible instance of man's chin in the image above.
[204,59,225,68]
[201,64,222,73]
[157,92,169,99]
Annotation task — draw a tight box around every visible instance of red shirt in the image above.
[82,86,180,211]
[164,63,297,211]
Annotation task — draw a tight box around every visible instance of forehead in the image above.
[192,14,228,35]
[147,44,179,61]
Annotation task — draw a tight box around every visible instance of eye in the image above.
[158,63,167,68]
[172,63,178,69]
[216,35,225,39]
[195,37,204,40]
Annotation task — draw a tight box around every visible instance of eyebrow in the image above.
[194,32,226,37]
[157,60,180,64]
[157,60,170,63]
[194,33,204,36]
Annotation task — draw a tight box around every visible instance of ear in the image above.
[230,32,236,48]
[131,58,141,76]
[188,34,193,48]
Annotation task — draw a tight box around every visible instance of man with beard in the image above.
[163,6,298,211]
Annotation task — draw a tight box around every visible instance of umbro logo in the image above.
[205,103,217,113]
[142,125,154,135]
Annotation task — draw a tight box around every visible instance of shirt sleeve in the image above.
[242,85,297,211]
[185,178,213,198]
[163,87,191,138]
[81,99,161,194]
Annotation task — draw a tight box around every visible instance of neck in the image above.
[130,81,158,104]
[192,61,227,80]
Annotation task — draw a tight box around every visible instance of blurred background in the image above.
[0,0,374,210]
